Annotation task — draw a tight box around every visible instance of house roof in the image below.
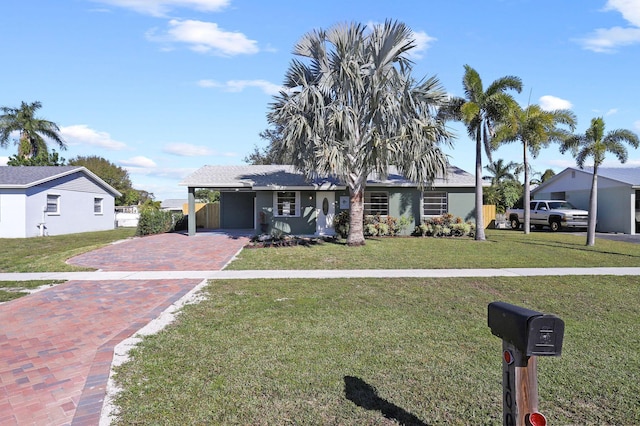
[0,166,121,196]
[583,167,640,186]
[533,167,640,194]
[161,199,187,209]
[180,164,477,190]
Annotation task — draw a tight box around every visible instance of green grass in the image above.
[0,228,136,273]
[228,230,640,270]
[112,276,640,425]
[0,280,64,302]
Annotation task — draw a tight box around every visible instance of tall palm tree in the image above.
[494,104,576,233]
[444,65,522,240]
[0,101,66,159]
[268,21,452,246]
[484,159,518,185]
[560,117,639,246]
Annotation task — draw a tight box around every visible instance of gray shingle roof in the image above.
[0,165,121,196]
[179,164,476,189]
[0,166,84,187]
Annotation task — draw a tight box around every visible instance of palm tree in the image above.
[0,101,66,159]
[494,104,576,233]
[484,159,518,185]
[268,21,452,246]
[560,117,639,246]
[444,65,522,240]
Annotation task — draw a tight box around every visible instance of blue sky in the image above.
[2,0,639,200]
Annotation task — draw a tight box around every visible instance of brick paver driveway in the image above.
[67,231,250,271]
[0,231,250,425]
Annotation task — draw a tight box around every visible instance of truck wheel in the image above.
[550,220,561,232]
[510,218,520,230]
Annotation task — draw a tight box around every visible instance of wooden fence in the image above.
[183,203,220,229]
[482,204,496,229]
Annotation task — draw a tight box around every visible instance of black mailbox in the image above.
[488,301,564,356]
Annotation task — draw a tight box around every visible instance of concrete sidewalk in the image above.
[2,266,640,282]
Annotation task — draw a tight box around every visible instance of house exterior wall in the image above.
[0,191,28,238]
[2,172,117,238]
[226,186,476,236]
[220,192,255,229]
[255,190,316,235]
[447,188,476,222]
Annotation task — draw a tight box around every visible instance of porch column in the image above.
[188,187,196,236]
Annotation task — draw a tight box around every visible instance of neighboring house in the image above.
[179,164,480,236]
[160,199,188,213]
[532,167,640,234]
[0,166,121,238]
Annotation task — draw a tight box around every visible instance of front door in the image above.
[316,192,335,236]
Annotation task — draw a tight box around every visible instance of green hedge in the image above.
[136,209,187,236]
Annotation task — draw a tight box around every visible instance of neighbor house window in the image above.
[274,191,300,217]
[423,191,447,216]
[46,194,60,214]
[364,192,388,216]
[94,197,103,214]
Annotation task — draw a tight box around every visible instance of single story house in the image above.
[532,167,640,234]
[179,164,480,236]
[0,166,121,238]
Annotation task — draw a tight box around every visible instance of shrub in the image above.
[415,214,474,238]
[334,210,350,238]
[136,209,185,236]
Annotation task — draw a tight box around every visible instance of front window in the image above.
[423,191,447,216]
[274,191,300,217]
[364,192,388,216]
[94,197,103,214]
[46,194,60,214]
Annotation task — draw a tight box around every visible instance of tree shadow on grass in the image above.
[344,376,429,426]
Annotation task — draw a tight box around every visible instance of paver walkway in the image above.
[0,232,250,426]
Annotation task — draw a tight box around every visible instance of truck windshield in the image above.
[548,201,576,209]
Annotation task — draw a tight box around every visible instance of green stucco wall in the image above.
[255,191,317,235]
[221,187,476,236]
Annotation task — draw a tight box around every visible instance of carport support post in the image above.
[188,187,196,236]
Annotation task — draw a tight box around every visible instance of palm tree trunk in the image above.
[523,141,530,234]
[347,189,365,246]
[475,133,486,241]
[586,166,598,246]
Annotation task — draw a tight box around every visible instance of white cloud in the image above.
[60,124,127,150]
[148,20,259,56]
[91,0,229,17]
[539,95,573,111]
[0,156,8,166]
[605,108,619,116]
[605,0,640,26]
[410,31,437,59]
[163,143,214,157]
[197,79,282,95]
[578,0,640,52]
[120,156,157,168]
[634,120,640,132]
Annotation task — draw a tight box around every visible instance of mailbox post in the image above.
[488,302,564,426]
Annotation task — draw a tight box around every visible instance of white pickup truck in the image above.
[507,200,589,232]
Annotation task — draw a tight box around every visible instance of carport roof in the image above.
[180,164,477,190]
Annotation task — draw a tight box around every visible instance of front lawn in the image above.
[112,276,640,425]
[0,228,136,273]
[228,230,640,270]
